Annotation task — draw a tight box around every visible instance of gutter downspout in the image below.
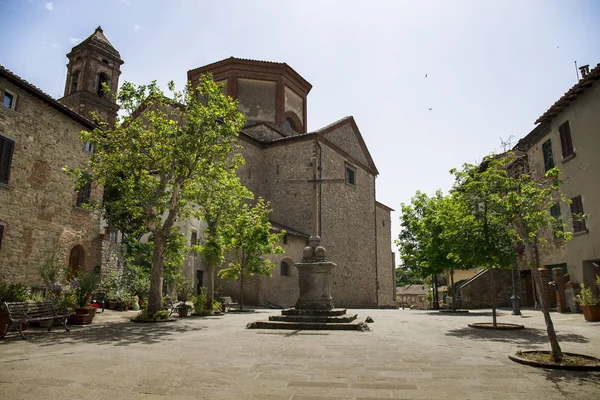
[374,177,379,306]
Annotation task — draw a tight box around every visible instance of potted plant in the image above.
[0,282,31,335]
[68,268,100,325]
[177,303,192,317]
[575,282,600,322]
[212,300,223,315]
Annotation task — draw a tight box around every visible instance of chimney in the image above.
[579,65,590,78]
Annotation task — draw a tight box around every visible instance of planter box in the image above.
[68,307,97,325]
[582,304,600,322]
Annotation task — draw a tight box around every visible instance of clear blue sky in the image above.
[1,0,599,261]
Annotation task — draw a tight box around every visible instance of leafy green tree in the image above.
[396,191,466,309]
[196,168,252,311]
[395,266,423,286]
[70,75,245,316]
[450,157,517,322]
[499,152,571,362]
[218,198,284,309]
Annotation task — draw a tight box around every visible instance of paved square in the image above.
[1,308,599,399]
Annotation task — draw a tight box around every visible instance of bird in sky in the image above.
[424,73,428,78]
[429,108,432,111]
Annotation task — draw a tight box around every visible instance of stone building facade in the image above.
[0,65,103,283]
[0,27,123,286]
[189,58,396,308]
[514,63,600,308]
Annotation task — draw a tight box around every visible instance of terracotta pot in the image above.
[108,301,117,310]
[582,304,600,322]
[68,307,97,325]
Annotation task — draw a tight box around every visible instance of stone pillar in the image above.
[552,268,567,313]
[294,236,336,310]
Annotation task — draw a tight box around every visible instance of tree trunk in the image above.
[451,268,456,311]
[529,237,563,362]
[148,235,166,316]
[490,268,497,327]
[239,271,245,310]
[433,275,439,310]
[207,263,215,312]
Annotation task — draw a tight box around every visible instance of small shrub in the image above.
[213,300,222,313]
[575,283,599,306]
[134,309,171,321]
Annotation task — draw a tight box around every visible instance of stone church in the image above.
[0,27,395,308]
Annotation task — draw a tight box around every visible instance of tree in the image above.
[218,198,284,309]
[71,76,245,316]
[196,168,252,311]
[450,157,517,322]
[499,152,571,362]
[395,266,423,286]
[396,191,465,309]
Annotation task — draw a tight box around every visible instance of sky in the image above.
[1,0,599,263]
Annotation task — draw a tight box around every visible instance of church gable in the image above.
[316,117,378,174]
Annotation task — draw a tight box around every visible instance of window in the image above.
[283,235,288,245]
[70,71,79,94]
[85,141,94,153]
[108,230,118,243]
[558,121,574,158]
[97,73,108,97]
[542,139,554,171]
[345,164,356,186]
[280,261,290,277]
[285,117,296,131]
[550,203,563,238]
[570,195,586,233]
[191,231,198,246]
[76,175,92,207]
[0,135,15,185]
[0,224,4,249]
[3,90,16,110]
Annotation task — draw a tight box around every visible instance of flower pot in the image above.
[178,307,189,317]
[108,301,117,310]
[39,319,54,328]
[582,304,600,322]
[68,307,97,325]
[116,302,124,311]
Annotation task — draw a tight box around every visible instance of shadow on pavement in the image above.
[424,311,504,317]
[2,320,202,347]
[445,326,589,344]
[539,369,600,394]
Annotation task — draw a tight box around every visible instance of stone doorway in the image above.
[69,245,85,277]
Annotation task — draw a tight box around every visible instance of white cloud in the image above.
[50,43,59,49]
[134,24,141,32]
[69,37,82,45]
[45,2,54,11]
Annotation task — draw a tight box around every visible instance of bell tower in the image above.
[59,26,123,125]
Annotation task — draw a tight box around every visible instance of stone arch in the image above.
[69,245,86,277]
[97,73,109,97]
[280,257,295,277]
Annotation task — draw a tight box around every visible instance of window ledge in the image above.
[572,229,588,237]
[0,182,13,190]
[73,206,93,213]
[561,153,576,163]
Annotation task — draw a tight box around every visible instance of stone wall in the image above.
[459,269,513,309]
[376,204,395,306]
[0,78,102,284]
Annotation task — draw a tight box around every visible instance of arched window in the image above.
[97,73,108,97]
[280,261,290,277]
[70,71,79,94]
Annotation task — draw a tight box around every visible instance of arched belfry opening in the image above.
[69,245,86,277]
[97,73,108,97]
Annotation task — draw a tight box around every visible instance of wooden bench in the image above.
[219,296,239,312]
[2,301,70,340]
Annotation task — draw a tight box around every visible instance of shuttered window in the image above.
[542,139,554,171]
[550,203,563,237]
[0,135,15,185]
[558,121,574,158]
[570,195,586,233]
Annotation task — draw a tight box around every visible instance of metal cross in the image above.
[289,156,345,237]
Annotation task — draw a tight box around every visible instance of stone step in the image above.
[269,314,358,323]
[281,308,348,316]
[247,320,369,331]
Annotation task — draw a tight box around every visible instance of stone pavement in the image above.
[0,308,599,399]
